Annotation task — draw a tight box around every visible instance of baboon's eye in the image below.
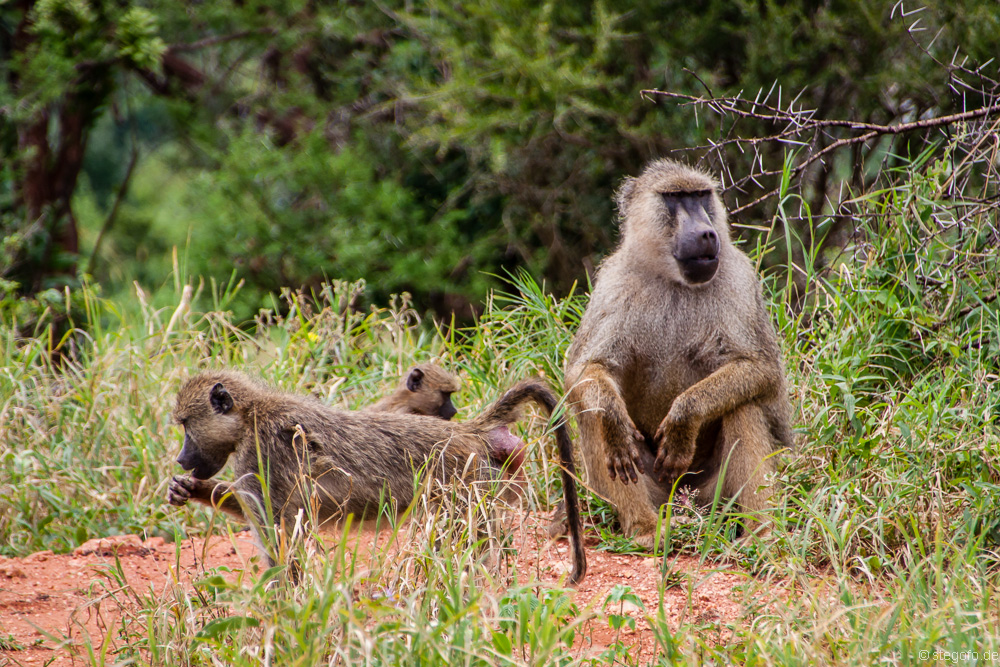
[660,193,680,218]
[662,190,713,219]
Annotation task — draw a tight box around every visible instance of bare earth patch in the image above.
[0,516,754,666]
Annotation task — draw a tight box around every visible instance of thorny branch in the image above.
[637,4,1000,228]
[638,20,1000,318]
[642,88,1000,216]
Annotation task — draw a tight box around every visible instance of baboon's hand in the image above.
[652,415,696,483]
[167,475,196,506]
[607,426,646,484]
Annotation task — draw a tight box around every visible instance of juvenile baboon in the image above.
[366,364,527,474]
[365,363,461,420]
[557,158,792,548]
[167,371,585,583]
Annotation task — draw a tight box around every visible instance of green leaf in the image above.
[491,630,512,656]
[195,574,236,595]
[194,616,260,643]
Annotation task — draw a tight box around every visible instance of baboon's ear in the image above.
[406,368,425,392]
[615,176,638,219]
[210,383,234,414]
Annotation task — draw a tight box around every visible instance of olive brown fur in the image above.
[167,370,587,584]
[555,158,792,548]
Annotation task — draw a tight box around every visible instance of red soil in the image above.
[0,516,751,666]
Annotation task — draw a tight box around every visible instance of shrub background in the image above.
[2,0,997,320]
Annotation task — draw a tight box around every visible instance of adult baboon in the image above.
[365,363,460,420]
[559,158,792,547]
[167,370,585,583]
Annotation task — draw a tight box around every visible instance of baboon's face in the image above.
[173,381,243,480]
[436,393,458,420]
[661,190,720,285]
[405,367,459,420]
[617,159,727,287]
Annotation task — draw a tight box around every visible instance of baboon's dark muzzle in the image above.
[177,438,224,480]
[176,448,198,471]
[439,402,458,420]
[674,198,719,284]
[177,456,224,481]
[674,216,720,284]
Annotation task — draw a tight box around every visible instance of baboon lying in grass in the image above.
[367,363,528,485]
[167,370,586,583]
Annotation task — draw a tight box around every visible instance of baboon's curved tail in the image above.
[471,379,587,585]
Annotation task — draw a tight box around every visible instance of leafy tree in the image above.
[1,0,281,324]
[2,0,995,327]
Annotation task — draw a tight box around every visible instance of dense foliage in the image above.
[2,0,997,323]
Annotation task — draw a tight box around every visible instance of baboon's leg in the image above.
[243,492,296,571]
[564,368,662,543]
[169,475,290,567]
[694,403,774,525]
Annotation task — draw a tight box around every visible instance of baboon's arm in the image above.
[653,357,776,481]
[167,475,248,521]
[569,363,647,484]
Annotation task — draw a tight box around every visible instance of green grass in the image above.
[1,147,998,665]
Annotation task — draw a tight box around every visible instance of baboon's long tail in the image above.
[471,379,587,585]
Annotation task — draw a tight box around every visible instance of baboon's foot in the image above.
[735,517,773,544]
[631,514,699,551]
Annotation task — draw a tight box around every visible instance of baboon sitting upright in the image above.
[561,158,792,547]
[167,371,586,583]
[365,363,461,420]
